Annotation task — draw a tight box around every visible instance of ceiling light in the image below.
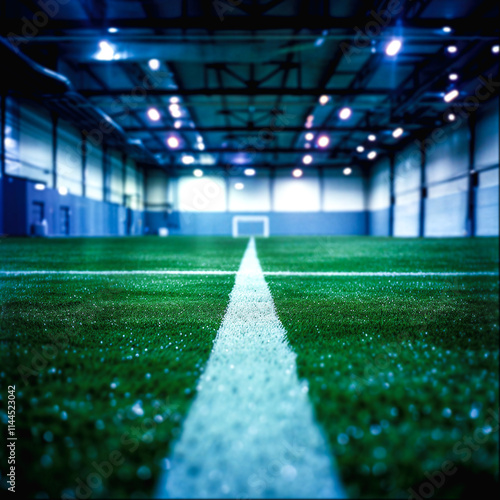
[108,27,119,34]
[444,89,459,102]
[302,154,313,165]
[305,132,314,141]
[447,45,458,54]
[368,134,376,142]
[317,135,330,148]
[385,39,402,56]
[448,73,459,81]
[182,155,194,165]
[339,107,352,120]
[234,182,244,190]
[306,115,314,123]
[174,120,182,129]
[148,59,160,71]
[343,167,352,176]
[96,40,115,61]
[58,186,68,195]
[368,151,377,160]
[442,26,452,33]
[371,46,376,53]
[244,168,256,176]
[447,113,456,122]
[319,95,330,105]
[292,168,303,178]
[34,183,45,191]
[392,127,404,138]
[167,136,179,148]
[356,145,365,153]
[170,96,179,104]
[169,104,181,118]
[197,143,205,151]
[193,169,203,178]
[147,107,161,121]
[492,45,499,54]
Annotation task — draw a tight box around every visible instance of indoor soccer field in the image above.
[1,236,498,498]
[1,0,499,498]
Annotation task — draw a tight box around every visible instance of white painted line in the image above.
[0,270,496,277]
[263,271,498,277]
[155,238,345,499]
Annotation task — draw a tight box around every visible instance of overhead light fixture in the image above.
[244,168,256,176]
[371,46,376,53]
[356,145,365,153]
[174,120,182,129]
[368,134,376,142]
[96,40,115,61]
[448,73,459,81]
[58,186,68,196]
[108,27,119,34]
[167,136,179,149]
[170,96,180,104]
[305,132,314,141]
[292,168,303,178]
[302,154,313,165]
[169,104,181,118]
[339,107,352,120]
[197,143,205,151]
[319,95,330,105]
[444,89,459,102]
[447,113,456,122]
[392,127,404,138]
[368,151,377,160]
[343,167,352,176]
[447,45,458,54]
[492,45,499,54]
[148,59,160,71]
[147,107,161,121]
[34,183,45,191]
[182,155,195,165]
[317,135,330,148]
[385,39,402,56]
[442,26,452,33]
[193,169,203,178]
[234,182,244,190]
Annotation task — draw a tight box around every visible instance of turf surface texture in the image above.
[0,236,498,498]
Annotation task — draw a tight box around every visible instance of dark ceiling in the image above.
[2,0,499,174]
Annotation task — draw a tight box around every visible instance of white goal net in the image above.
[232,216,270,238]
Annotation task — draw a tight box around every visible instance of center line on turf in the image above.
[155,237,345,499]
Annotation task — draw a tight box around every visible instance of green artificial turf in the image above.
[257,236,499,273]
[0,274,235,499]
[265,274,499,498]
[0,236,247,271]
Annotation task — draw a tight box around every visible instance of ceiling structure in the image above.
[2,0,499,175]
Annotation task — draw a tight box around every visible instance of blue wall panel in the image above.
[475,186,499,236]
[2,176,143,237]
[146,211,368,236]
[425,191,468,237]
[369,208,390,236]
[394,202,420,237]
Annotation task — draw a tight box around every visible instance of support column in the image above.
[1,92,6,178]
[81,133,87,198]
[466,113,477,237]
[122,152,127,206]
[388,154,395,237]
[51,112,58,190]
[419,139,426,238]
[102,143,108,202]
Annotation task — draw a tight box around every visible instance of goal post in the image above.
[232,216,270,238]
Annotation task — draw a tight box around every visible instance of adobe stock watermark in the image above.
[7,0,70,47]
[407,408,500,500]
